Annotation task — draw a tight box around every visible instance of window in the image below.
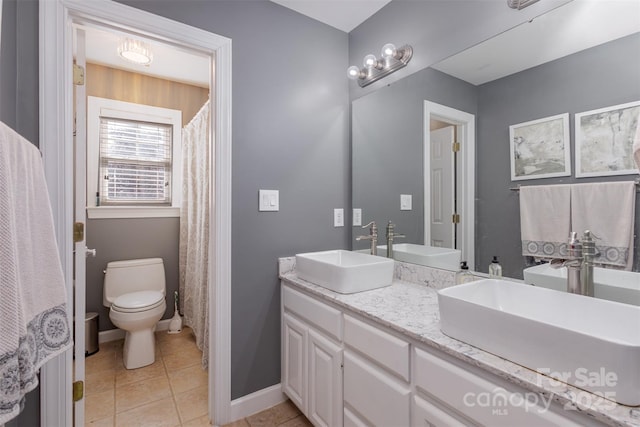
[87,97,182,219]
[99,118,172,205]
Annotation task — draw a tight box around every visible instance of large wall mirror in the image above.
[351,0,640,277]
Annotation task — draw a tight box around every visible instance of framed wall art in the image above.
[575,100,640,177]
[509,113,571,181]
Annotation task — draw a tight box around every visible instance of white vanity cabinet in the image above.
[281,281,609,427]
[343,314,411,426]
[282,286,343,427]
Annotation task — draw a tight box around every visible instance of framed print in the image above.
[575,101,640,177]
[509,113,571,181]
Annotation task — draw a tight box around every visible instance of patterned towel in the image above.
[0,122,71,424]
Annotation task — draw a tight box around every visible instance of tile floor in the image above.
[222,400,312,427]
[85,326,311,427]
[85,326,209,426]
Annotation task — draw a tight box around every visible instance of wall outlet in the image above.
[400,194,412,211]
[334,208,344,227]
[353,208,362,226]
[259,190,279,211]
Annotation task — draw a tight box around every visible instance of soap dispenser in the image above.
[489,256,502,278]
[457,261,475,284]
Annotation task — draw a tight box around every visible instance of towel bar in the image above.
[510,178,640,192]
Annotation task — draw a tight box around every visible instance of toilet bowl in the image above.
[110,290,166,369]
[103,258,166,370]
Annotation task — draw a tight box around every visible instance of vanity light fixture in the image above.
[118,38,154,66]
[347,43,413,87]
[507,0,540,10]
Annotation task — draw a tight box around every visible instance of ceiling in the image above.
[432,0,640,85]
[83,26,210,87]
[270,0,392,32]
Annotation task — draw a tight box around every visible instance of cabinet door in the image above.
[308,328,343,427]
[283,313,307,412]
[344,351,410,426]
[412,395,471,427]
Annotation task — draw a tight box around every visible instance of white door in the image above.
[307,329,343,427]
[73,27,92,426]
[429,126,455,248]
[283,313,307,413]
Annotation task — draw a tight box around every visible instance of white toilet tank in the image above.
[103,258,166,307]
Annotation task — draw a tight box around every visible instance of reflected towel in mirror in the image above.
[519,184,571,259]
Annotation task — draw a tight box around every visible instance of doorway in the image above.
[40,1,232,425]
[77,23,211,425]
[423,101,475,269]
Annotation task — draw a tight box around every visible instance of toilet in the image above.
[103,258,166,369]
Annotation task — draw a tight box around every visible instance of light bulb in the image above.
[363,54,378,69]
[347,66,362,80]
[381,43,396,59]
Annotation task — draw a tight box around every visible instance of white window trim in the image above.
[87,96,182,219]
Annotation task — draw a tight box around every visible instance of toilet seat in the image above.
[111,290,164,313]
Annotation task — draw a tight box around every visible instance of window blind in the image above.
[99,117,173,205]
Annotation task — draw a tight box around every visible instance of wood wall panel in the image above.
[86,63,209,126]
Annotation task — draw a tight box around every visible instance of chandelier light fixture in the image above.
[347,43,413,87]
[117,38,154,66]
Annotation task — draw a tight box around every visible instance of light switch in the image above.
[353,208,362,226]
[401,194,412,211]
[259,190,279,211]
[334,208,344,227]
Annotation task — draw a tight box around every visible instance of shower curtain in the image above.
[179,100,211,368]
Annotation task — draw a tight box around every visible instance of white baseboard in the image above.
[229,383,286,421]
[98,319,172,343]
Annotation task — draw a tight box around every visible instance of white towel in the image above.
[0,122,71,424]
[520,184,571,259]
[571,181,636,270]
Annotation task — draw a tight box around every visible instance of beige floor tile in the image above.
[271,400,301,424]
[158,333,198,356]
[222,419,250,427]
[86,389,115,423]
[115,375,172,413]
[86,348,117,373]
[277,415,313,427]
[115,359,166,386]
[168,364,208,394]
[182,414,212,427]
[174,385,208,423]
[162,344,202,371]
[87,416,114,427]
[115,396,180,427]
[246,407,278,427]
[85,368,115,396]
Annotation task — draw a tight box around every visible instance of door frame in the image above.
[423,101,475,269]
[39,1,232,425]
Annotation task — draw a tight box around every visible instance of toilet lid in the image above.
[112,291,164,312]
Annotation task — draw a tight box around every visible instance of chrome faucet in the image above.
[385,221,405,258]
[549,230,597,297]
[356,221,378,256]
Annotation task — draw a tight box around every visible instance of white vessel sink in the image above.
[524,263,640,306]
[377,243,461,271]
[438,279,640,406]
[295,250,394,294]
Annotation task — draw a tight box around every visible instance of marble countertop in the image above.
[279,260,640,427]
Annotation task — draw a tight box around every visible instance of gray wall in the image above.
[352,67,477,249]
[86,218,180,331]
[116,0,351,399]
[1,0,41,425]
[477,33,640,278]
[348,0,572,100]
